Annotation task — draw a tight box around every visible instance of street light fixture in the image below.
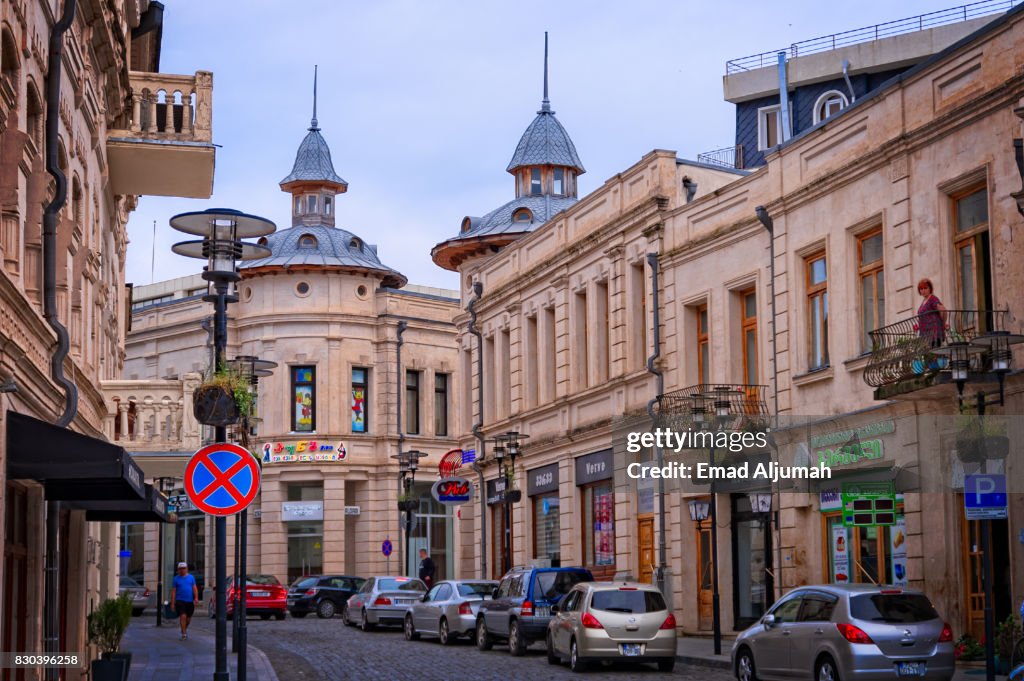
[391,450,426,576]
[491,431,528,573]
[687,498,710,523]
[170,208,274,681]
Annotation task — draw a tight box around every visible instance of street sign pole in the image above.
[238,508,248,681]
[214,286,228,681]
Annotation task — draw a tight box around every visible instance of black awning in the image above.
[76,484,171,522]
[6,411,146,502]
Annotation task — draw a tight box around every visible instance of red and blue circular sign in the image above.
[184,443,261,516]
[381,539,393,557]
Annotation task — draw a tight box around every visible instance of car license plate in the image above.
[394,599,409,605]
[250,591,269,598]
[621,644,642,657]
[897,662,925,677]
[534,606,550,617]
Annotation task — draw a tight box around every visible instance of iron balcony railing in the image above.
[696,145,745,170]
[863,309,1007,388]
[725,0,1019,74]
[658,383,769,427]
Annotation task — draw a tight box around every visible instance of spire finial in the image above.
[541,32,550,112]
[310,65,320,131]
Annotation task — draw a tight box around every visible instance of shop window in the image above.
[740,289,757,384]
[953,185,993,316]
[405,370,420,434]
[351,367,369,433]
[434,373,448,436]
[120,522,146,583]
[291,366,315,432]
[823,512,906,586]
[582,482,615,568]
[806,252,829,370]
[533,493,561,567]
[858,229,885,353]
[696,303,710,384]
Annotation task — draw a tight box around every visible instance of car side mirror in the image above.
[762,614,776,628]
[421,594,430,602]
[551,603,560,614]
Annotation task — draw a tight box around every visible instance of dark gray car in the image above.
[119,576,156,616]
[731,584,954,681]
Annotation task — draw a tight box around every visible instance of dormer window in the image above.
[294,197,302,215]
[324,196,332,215]
[306,195,317,213]
[461,217,473,233]
[512,208,532,223]
[349,237,362,251]
[813,91,849,125]
[530,168,542,196]
[553,168,564,195]
[299,234,318,248]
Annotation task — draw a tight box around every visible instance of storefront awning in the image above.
[76,484,171,523]
[6,411,145,502]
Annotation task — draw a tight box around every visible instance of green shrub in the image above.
[87,593,133,656]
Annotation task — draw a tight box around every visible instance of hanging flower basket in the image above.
[398,499,418,512]
[193,383,240,427]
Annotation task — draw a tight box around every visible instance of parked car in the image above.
[119,576,155,617]
[208,574,287,620]
[287,575,366,619]
[731,584,954,681]
[343,576,427,631]
[546,581,677,672]
[403,580,498,645]
[476,566,593,655]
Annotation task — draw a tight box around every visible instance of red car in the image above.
[209,574,287,620]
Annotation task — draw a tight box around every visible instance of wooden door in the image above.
[697,526,713,631]
[961,513,985,640]
[637,516,654,584]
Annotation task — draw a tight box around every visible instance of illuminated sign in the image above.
[431,477,474,506]
[262,441,348,464]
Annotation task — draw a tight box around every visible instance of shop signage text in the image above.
[810,420,895,448]
[814,439,884,468]
[527,463,559,496]
[575,449,614,486]
[281,501,324,521]
[262,441,348,464]
[431,477,474,506]
[344,505,361,516]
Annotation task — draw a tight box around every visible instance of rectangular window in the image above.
[351,367,369,433]
[697,303,710,384]
[324,196,332,215]
[953,185,992,315]
[574,289,589,390]
[531,168,542,195]
[630,262,647,369]
[525,315,539,409]
[484,335,496,422]
[858,229,885,353]
[292,366,315,432]
[306,195,317,213]
[595,281,610,383]
[500,329,511,417]
[758,105,781,150]
[583,483,615,567]
[434,373,448,436]
[806,253,829,369]
[533,494,561,567]
[462,349,473,433]
[741,289,758,384]
[405,370,420,434]
[294,197,302,214]
[553,168,565,195]
[543,306,556,403]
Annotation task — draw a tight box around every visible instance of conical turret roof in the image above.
[506,108,585,174]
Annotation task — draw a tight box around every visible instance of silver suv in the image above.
[731,584,954,681]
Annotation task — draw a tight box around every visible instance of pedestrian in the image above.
[915,278,947,347]
[170,562,199,641]
[418,548,436,587]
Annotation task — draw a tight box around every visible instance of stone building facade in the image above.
[1,0,214,678]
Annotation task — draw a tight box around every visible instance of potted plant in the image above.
[88,593,133,681]
[192,365,253,427]
[397,493,418,512]
[995,613,1023,674]
[955,414,1009,463]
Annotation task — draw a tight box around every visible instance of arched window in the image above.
[813,90,849,125]
[461,217,473,233]
[298,233,318,249]
[512,208,532,224]
[349,237,362,251]
[26,81,43,149]
[1,27,18,109]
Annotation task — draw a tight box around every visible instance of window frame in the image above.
[434,372,448,436]
[405,370,421,435]
[740,289,757,385]
[951,184,992,312]
[696,303,710,384]
[530,168,542,196]
[291,365,316,433]
[757,104,782,151]
[351,367,369,433]
[812,90,849,125]
[805,252,829,370]
[856,228,885,354]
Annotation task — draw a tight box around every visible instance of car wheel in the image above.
[816,655,840,681]
[259,614,270,621]
[475,618,493,651]
[360,609,374,632]
[508,619,527,656]
[404,614,420,641]
[439,617,454,646]
[569,638,587,673]
[132,609,144,617]
[546,632,560,665]
[316,600,336,619]
[657,658,676,673]
[292,612,308,619]
[736,648,758,681]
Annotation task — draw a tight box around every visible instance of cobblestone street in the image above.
[190,615,735,681]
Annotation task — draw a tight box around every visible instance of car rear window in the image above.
[247,575,280,586]
[458,583,495,597]
[378,578,426,592]
[531,571,591,601]
[849,594,939,623]
[591,589,666,614]
[292,577,317,589]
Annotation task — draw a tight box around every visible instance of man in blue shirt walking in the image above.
[170,562,199,641]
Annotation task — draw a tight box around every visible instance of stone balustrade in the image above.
[122,70,213,143]
[102,373,203,452]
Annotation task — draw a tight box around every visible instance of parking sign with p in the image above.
[964,474,1007,520]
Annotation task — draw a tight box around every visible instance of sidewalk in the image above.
[675,635,1009,680]
[122,619,278,681]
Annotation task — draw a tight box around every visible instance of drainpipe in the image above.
[42,4,77,679]
[777,52,792,143]
[841,60,857,104]
[644,253,668,601]
[466,282,487,579]
[396,320,407,574]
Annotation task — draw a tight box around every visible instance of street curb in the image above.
[676,653,731,670]
[246,643,280,681]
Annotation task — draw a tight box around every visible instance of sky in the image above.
[125,0,971,291]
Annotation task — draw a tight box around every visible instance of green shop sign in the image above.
[841,481,896,527]
[812,419,894,468]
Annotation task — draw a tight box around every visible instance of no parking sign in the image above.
[184,443,261,516]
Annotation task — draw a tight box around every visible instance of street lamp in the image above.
[687,498,710,524]
[170,208,274,681]
[155,476,177,627]
[491,432,528,574]
[392,450,426,576]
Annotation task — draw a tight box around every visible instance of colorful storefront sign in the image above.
[811,420,894,468]
[890,516,908,586]
[431,477,474,506]
[831,524,850,583]
[261,441,348,464]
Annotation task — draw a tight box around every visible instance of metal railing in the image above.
[863,309,1006,387]
[658,383,769,427]
[725,0,1019,74]
[696,145,745,170]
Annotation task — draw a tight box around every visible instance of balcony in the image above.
[102,376,203,454]
[863,310,1015,399]
[658,383,770,427]
[696,145,745,170]
[106,71,215,199]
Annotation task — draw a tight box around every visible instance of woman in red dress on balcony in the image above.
[916,278,947,347]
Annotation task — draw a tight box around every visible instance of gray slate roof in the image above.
[460,195,578,239]
[240,224,406,288]
[280,127,348,187]
[506,109,585,174]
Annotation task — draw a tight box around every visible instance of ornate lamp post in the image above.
[170,208,273,681]
[491,432,527,574]
[392,450,425,576]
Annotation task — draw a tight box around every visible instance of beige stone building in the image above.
[1,0,214,677]
[116,108,464,594]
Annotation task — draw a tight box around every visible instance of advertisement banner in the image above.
[831,524,850,584]
[890,516,908,586]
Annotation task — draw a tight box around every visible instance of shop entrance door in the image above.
[697,526,713,631]
[287,523,323,584]
[961,513,1011,640]
[637,516,654,584]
